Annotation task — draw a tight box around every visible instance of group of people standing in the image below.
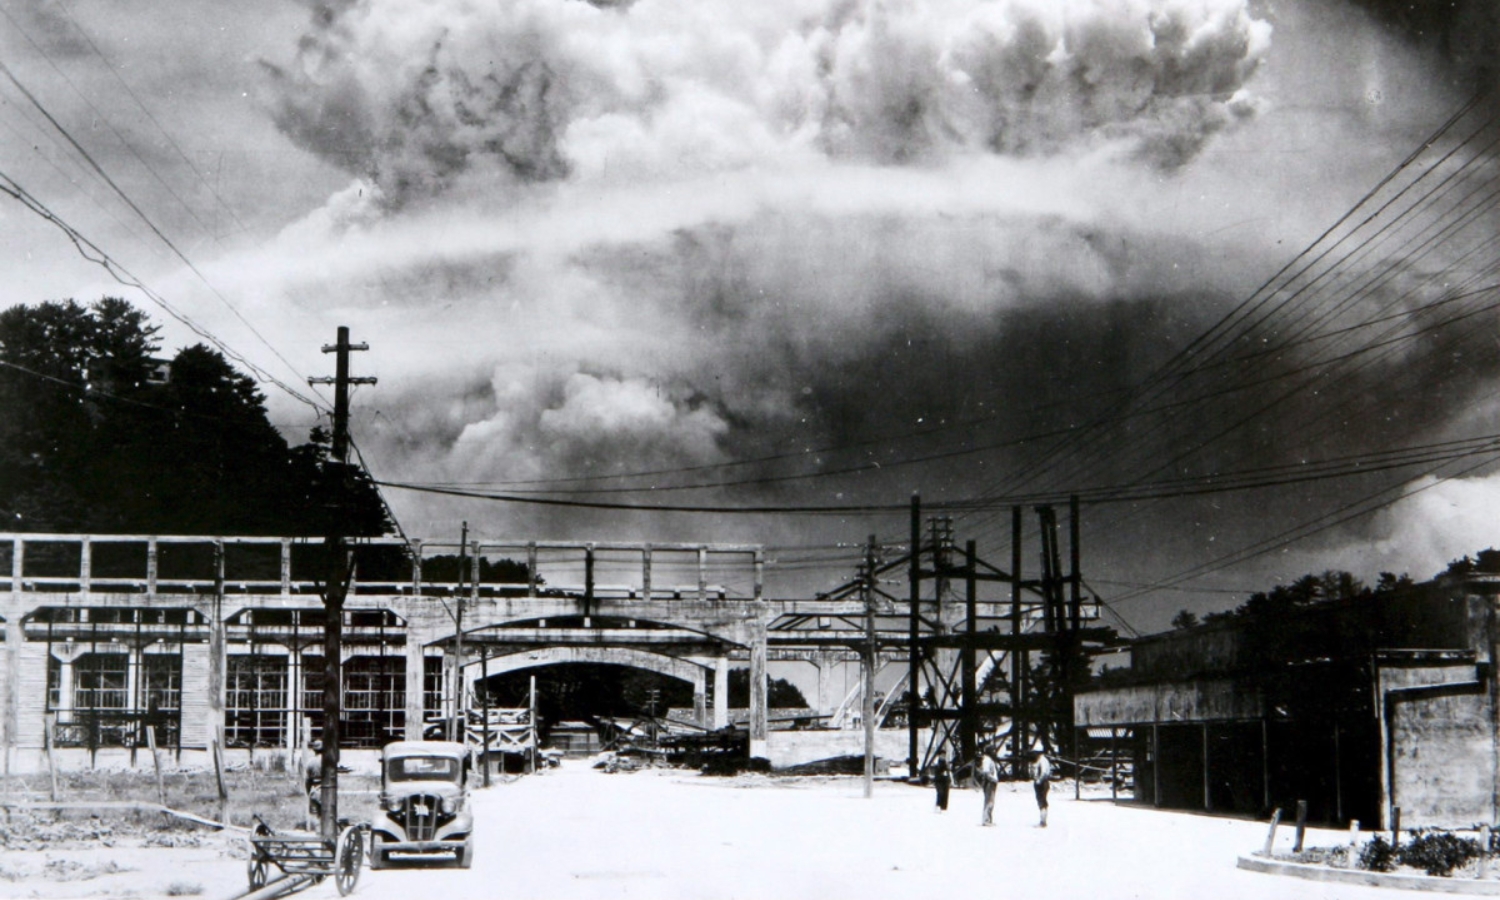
[929,748,1051,828]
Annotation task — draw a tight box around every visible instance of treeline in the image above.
[1171,548,1500,630]
[0,298,389,536]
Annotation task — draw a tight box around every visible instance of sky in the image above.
[1,0,1499,635]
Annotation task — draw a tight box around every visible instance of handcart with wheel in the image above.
[246,815,367,896]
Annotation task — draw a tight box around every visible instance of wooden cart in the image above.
[247,817,366,896]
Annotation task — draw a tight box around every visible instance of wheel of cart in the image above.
[333,824,364,896]
[245,817,367,897]
[247,854,270,890]
[247,820,272,890]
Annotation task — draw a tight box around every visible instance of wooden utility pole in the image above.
[961,540,977,767]
[907,495,920,780]
[450,523,468,743]
[307,326,375,841]
[862,535,877,799]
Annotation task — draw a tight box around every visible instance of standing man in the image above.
[1032,749,1052,828]
[931,756,951,813]
[976,748,998,826]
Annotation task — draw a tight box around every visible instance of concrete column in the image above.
[57,658,76,715]
[749,616,769,760]
[5,539,23,771]
[126,645,141,715]
[79,537,91,595]
[443,647,457,721]
[713,656,729,730]
[404,643,427,741]
[692,667,706,727]
[287,650,303,753]
[146,539,158,596]
[49,643,88,716]
[206,599,226,751]
[815,653,832,715]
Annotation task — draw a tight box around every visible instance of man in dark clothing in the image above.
[931,756,951,812]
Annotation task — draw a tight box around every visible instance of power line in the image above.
[49,0,255,240]
[0,56,315,396]
[0,4,216,237]
[0,170,327,411]
[376,429,1500,514]
[1106,447,1500,609]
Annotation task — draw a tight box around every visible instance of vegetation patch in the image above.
[1,769,379,848]
[42,858,134,881]
[164,879,205,896]
[1278,830,1495,881]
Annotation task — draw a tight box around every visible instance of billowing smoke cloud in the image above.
[217,0,1500,609]
[266,0,1270,207]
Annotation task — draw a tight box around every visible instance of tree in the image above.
[727,668,810,708]
[0,298,389,536]
[1170,609,1199,630]
[1445,549,1500,578]
[0,298,160,529]
[1375,571,1414,593]
[416,555,536,585]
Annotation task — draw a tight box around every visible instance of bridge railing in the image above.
[1,533,768,601]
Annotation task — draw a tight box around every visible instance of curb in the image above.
[1237,855,1500,894]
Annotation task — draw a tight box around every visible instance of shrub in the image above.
[164,881,203,896]
[1398,831,1482,877]
[1358,835,1396,872]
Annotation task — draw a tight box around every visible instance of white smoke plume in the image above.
[211,0,1500,609]
[266,0,1271,207]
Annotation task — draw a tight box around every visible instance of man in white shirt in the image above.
[976,748,999,826]
[1032,750,1052,827]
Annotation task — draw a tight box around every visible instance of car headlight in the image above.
[384,796,403,813]
[440,796,459,815]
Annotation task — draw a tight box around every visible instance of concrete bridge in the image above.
[1,533,954,769]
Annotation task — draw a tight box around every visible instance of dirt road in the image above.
[280,758,1394,900]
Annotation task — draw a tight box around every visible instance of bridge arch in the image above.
[467,646,720,728]
[473,646,707,686]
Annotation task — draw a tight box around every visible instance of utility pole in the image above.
[862,534,877,799]
[450,523,468,744]
[907,494,921,781]
[307,326,375,841]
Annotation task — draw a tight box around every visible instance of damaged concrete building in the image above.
[1075,572,1500,830]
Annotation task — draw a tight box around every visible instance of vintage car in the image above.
[370,740,474,869]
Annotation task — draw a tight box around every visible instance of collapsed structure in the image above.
[1076,571,1500,829]
[0,504,1103,776]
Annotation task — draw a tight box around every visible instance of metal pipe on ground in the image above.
[219,873,313,900]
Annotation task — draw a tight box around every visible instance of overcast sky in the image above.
[1,0,1498,633]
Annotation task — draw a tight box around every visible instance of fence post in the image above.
[146,725,166,807]
[1262,807,1282,856]
[1293,799,1309,853]
[43,714,60,802]
[212,738,228,826]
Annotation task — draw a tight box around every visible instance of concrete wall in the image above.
[1075,678,1262,727]
[1133,626,1244,680]
[1389,689,1493,827]
[765,728,923,769]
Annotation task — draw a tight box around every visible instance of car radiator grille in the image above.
[404,794,440,842]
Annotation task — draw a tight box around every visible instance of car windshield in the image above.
[388,756,460,782]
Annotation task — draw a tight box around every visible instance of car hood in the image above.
[386,781,463,801]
